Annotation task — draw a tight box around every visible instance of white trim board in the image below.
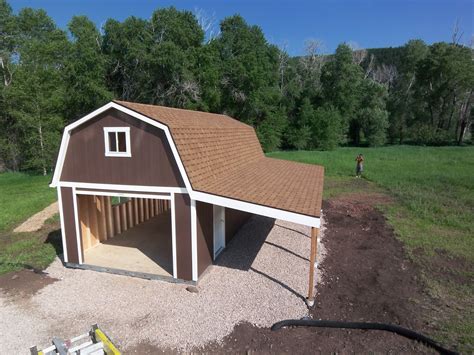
[57,181,187,194]
[190,199,198,281]
[171,193,177,278]
[75,190,172,200]
[71,187,83,264]
[192,191,321,228]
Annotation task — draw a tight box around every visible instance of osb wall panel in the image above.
[60,108,185,187]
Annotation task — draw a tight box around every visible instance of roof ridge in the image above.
[113,100,254,129]
[114,99,226,118]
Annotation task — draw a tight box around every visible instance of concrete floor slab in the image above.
[84,211,172,276]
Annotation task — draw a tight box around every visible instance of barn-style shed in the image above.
[50,100,324,303]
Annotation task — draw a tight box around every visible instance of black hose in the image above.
[271,319,457,355]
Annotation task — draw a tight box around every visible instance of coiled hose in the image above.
[271,319,457,355]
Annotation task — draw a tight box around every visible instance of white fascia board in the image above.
[191,191,321,228]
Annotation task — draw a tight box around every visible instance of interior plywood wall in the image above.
[78,195,170,251]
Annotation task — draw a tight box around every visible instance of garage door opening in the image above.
[76,193,173,277]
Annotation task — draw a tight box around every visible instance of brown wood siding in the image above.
[196,201,213,276]
[225,208,251,244]
[174,193,192,280]
[61,187,82,263]
[60,108,184,187]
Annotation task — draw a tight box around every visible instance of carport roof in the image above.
[115,100,324,218]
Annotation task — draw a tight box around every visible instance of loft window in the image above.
[104,127,131,157]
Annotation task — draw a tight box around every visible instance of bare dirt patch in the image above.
[13,202,58,233]
[198,194,436,353]
[0,269,58,301]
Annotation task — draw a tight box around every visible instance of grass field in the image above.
[0,146,472,347]
[268,145,474,348]
[0,172,59,274]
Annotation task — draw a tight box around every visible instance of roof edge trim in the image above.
[192,191,321,228]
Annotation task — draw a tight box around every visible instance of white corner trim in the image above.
[190,199,198,281]
[171,193,177,279]
[56,187,68,263]
[192,191,321,228]
[50,130,70,187]
[71,187,83,264]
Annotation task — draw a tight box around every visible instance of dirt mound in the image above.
[199,194,434,353]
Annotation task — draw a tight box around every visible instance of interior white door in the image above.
[213,205,225,259]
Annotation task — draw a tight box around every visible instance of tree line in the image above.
[0,1,473,174]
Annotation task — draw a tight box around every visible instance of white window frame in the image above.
[104,127,131,157]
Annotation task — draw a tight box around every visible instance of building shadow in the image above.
[215,215,275,271]
[44,228,63,258]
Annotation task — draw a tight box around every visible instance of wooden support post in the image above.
[105,196,114,239]
[97,196,107,242]
[133,198,139,225]
[88,196,100,247]
[113,205,121,235]
[144,198,150,220]
[79,195,91,251]
[306,227,319,306]
[139,198,144,223]
[120,203,127,232]
[127,200,134,228]
[154,199,159,214]
[149,198,154,217]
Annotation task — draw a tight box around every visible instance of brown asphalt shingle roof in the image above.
[115,100,324,218]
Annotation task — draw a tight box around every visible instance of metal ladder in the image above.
[30,324,121,355]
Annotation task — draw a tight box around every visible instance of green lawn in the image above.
[268,146,474,349]
[0,172,59,274]
[0,172,57,232]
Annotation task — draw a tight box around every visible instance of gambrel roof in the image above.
[51,101,324,226]
[114,101,324,218]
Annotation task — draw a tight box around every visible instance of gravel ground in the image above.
[13,202,58,233]
[0,215,325,353]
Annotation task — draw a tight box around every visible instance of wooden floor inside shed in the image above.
[84,210,173,277]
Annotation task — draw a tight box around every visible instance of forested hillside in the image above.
[0,1,473,174]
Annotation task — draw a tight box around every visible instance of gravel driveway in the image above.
[0,215,325,353]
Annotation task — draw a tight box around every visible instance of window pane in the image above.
[117,132,127,152]
[108,132,117,152]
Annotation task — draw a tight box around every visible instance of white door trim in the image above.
[190,199,198,281]
[171,193,177,278]
[213,205,226,259]
[72,186,83,264]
